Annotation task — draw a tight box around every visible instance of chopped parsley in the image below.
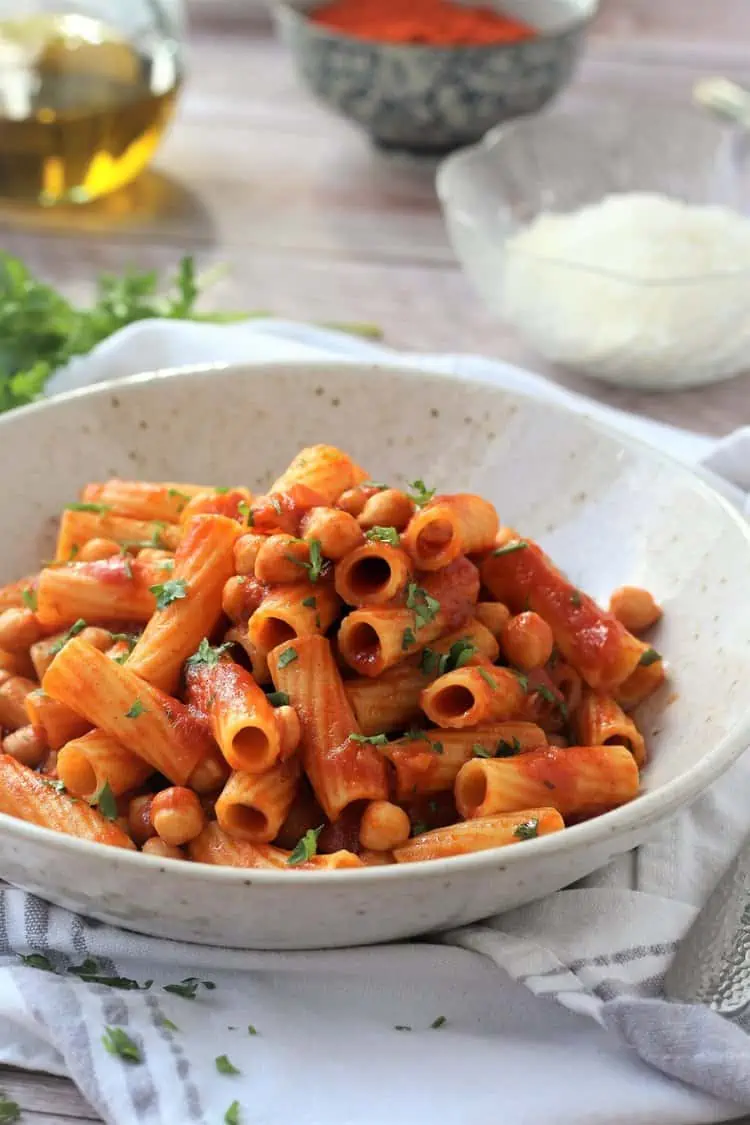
[411,823,427,837]
[19,952,54,972]
[186,638,233,667]
[216,1054,241,1076]
[89,781,118,821]
[67,501,112,514]
[421,638,476,677]
[443,639,476,672]
[287,825,324,866]
[110,630,140,651]
[640,648,661,667]
[0,1093,21,1123]
[405,583,440,629]
[492,540,529,557]
[430,1016,447,1029]
[570,590,582,607]
[42,778,67,794]
[68,958,152,990]
[277,647,298,669]
[496,737,522,757]
[402,626,416,651]
[472,744,493,758]
[477,667,496,688]
[49,618,87,655]
[237,500,252,524]
[350,733,388,746]
[20,587,37,612]
[247,1024,258,1036]
[432,741,444,754]
[513,818,540,841]
[406,479,435,507]
[394,1024,412,1032]
[161,1017,179,1032]
[515,672,529,693]
[302,595,317,609]
[167,487,190,505]
[163,977,216,1000]
[125,700,146,719]
[365,526,400,546]
[404,727,431,743]
[362,480,387,491]
[266,691,290,707]
[536,683,568,718]
[150,577,187,610]
[305,538,324,582]
[215,486,230,495]
[102,1026,141,1063]
[225,1102,241,1125]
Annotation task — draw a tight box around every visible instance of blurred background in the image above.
[0,0,748,429]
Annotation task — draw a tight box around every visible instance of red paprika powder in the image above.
[310,0,537,47]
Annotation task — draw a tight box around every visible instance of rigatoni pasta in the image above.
[0,444,665,868]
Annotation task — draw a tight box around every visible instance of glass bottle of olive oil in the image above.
[0,8,183,205]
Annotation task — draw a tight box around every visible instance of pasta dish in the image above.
[0,444,665,869]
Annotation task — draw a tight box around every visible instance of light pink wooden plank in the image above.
[0,1067,98,1121]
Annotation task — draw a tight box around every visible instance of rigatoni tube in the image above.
[126,514,239,693]
[393,809,564,863]
[189,822,362,869]
[270,444,368,505]
[576,691,646,767]
[334,542,412,607]
[57,729,153,799]
[384,722,547,801]
[268,635,388,820]
[455,744,639,819]
[248,581,340,658]
[402,494,499,571]
[420,666,525,728]
[185,656,282,774]
[480,538,643,692]
[43,637,215,785]
[0,755,135,849]
[338,556,479,677]
[215,760,300,843]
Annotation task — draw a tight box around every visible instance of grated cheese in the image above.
[501,192,750,388]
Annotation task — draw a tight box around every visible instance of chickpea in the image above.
[128,794,155,845]
[142,838,185,860]
[151,786,206,847]
[609,586,662,634]
[77,538,120,561]
[501,612,554,671]
[358,489,415,533]
[359,800,411,852]
[474,602,511,639]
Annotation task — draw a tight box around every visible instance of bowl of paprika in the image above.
[273,0,598,154]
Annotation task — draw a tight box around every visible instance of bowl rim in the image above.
[437,110,750,285]
[272,0,599,52]
[1,358,749,886]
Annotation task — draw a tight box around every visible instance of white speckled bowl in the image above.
[1,361,749,950]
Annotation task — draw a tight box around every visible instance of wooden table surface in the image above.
[2,1,749,1120]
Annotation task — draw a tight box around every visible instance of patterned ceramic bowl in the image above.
[273,0,599,154]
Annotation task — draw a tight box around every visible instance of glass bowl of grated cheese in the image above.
[437,96,750,389]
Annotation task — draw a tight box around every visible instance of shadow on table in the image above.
[0,170,216,247]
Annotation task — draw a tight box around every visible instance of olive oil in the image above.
[0,13,182,205]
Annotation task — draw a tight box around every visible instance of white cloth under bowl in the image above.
[1,319,749,1125]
